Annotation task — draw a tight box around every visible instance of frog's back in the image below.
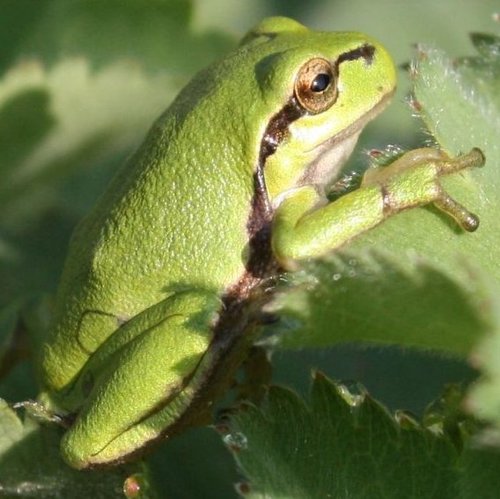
[65,107,253,316]
[43,51,270,390]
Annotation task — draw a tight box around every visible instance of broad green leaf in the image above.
[0,399,152,498]
[410,34,500,431]
[406,36,500,280]
[268,254,494,356]
[224,374,500,499]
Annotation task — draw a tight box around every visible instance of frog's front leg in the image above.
[272,148,485,267]
[58,290,221,469]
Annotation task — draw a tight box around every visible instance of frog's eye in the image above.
[294,58,338,114]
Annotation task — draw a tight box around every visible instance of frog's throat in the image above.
[298,88,395,189]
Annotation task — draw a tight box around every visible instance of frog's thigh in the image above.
[61,289,220,469]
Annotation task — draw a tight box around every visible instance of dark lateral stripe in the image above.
[260,96,304,161]
[243,99,305,278]
[247,95,304,240]
[337,44,376,66]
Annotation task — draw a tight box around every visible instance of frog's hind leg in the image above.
[59,289,221,469]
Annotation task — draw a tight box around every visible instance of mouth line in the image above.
[305,88,396,156]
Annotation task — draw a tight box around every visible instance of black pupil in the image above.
[311,73,331,92]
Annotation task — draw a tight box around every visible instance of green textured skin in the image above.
[40,17,399,468]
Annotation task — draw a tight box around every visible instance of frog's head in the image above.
[242,17,397,205]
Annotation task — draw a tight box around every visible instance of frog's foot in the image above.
[363,147,485,232]
[13,399,66,426]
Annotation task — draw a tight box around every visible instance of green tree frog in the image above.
[39,17,484,469]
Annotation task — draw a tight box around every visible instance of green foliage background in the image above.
[0,1,498,497]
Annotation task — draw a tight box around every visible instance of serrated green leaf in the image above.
[224,374,500,498]
[224,374,461,499]
[410,40,499,286]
